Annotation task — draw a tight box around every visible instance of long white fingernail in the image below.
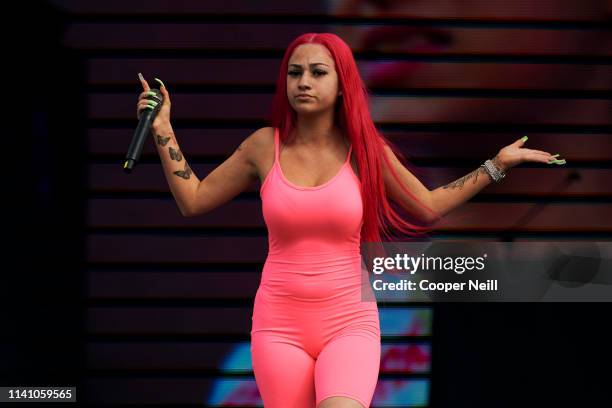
[138,72,144,81]
[154,77,165,88]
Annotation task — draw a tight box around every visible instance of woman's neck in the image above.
[293,116,343,147]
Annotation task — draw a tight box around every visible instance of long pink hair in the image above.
[269,33,441,243]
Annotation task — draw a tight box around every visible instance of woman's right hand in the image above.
[136,73,172,133]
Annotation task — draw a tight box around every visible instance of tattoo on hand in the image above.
[169,146,183,162]
[442,167,487,190]
[157,134,171,146]
[173,162,192,180]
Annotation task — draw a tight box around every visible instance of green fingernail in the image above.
[551,154,560,158]
[148,100,158,106]
[146,91,156,96]
[521,135,528,142]
[144,105,154,110]
[154,77,165,88]
[547,159,566,164]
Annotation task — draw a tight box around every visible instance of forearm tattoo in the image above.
[442,166,488,190]
[169,146,183,162]
[156,134,171,146]
[156,131,189,179]
[173,162,192,180]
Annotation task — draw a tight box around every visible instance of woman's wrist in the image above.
[152,121,173,137]
[480,155,508,184]
[491,155,508,173]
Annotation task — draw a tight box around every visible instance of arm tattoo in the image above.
[157,134,171,146]
[173,162,192,180]
[442,166,488,190]
[169,146,183,162]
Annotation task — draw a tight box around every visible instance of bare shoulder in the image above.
[381,141,395,157]
[240,127,275,182]
[245,126,274,150]
[381,142,401,169]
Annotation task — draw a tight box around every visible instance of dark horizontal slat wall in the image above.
[51,0,611,21]
[88,130,612,161]
[65,23,611,57]
[88,93,611,124]
[87,201,612,231]
[89,165,612,197]
[58,0,612,406]
[88,59,610,90]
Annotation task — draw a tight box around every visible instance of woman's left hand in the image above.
[493,135,566,172]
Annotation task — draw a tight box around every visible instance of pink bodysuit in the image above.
[251,127,381,408]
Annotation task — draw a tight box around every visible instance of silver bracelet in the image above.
[481,159,506,183]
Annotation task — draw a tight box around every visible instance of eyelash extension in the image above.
[288,70,327,76]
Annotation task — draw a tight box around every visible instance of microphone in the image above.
[123,87,163,173]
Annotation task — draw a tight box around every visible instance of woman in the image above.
[136,33,565,408]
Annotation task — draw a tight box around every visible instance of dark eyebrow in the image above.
[289,63,329,68]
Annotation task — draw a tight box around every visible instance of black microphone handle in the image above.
[124,86,163,174]
[123,108,157,173]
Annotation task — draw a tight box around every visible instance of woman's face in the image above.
[286,43,341,116]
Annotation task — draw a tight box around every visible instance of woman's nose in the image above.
[298,73,311,87]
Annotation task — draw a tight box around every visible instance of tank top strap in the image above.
[345,142,353,164]
[273,127,280,164]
